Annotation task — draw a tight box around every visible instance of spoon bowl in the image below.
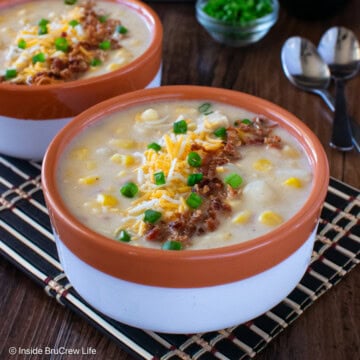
[281,37,335,111]
[318,26,360,79]
[318,26,360,151]
[281,36,360,152]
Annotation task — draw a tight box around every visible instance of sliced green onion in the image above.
[98,15,108,23]
[64,0,77,5]
[18,39,26,49]
[69,19,79,27]
[214,127,227,138]
[147,142,161,152]
[162,240,182,250]
[32,52,46,64]
[187,173,203,186]
[38,18,49,35]
[144,209,162,224]
[5,69,17,80]
[55,37,69,52]
[99,40,111,50]
[203,0,273,24]
[117,25,128,34]
[154,171,166,186]
[120,182,138,198]
[90,58,102,67]
[38,18,49,26]
[117,230,131,242]
[186,193,203,209]
[224,173,243,189]
[241,119,252,125]
[173,119,187,134]
[187,152,202,167]
[38,25,48,35]
[198,102,211,113]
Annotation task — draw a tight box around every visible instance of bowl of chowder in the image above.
[42,85,329,333]
[0,0,162,160]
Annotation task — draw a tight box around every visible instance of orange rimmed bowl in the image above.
[0,0,162,160]
[42,85,329,333]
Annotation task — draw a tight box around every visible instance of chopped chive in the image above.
[186,193,203,209]
[147,142,161,152]
[99,40,111,50]
[198,102,211,113]
[117,230,131,242]
[144,209,162,224]
[5,69,17,80]
[224,173,243,189]
[162,240,182,250]
[32,52,46,64]
[187,152,202,167]
[98,15,108,23]
[173,119,187,134]
[55,37,69,52]
[241,119,252,125]
[64,0,77,4]
[120,182,138,198]
[18,39,26,49]
[69,19,79,27]
[90,58,102,67]
[214,127,227,138]
[187,173,203,186]
[117,25,128,34]
[154,171,166,186]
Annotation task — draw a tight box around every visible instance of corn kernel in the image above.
[96,194,118,207]
[78,176,99,185]
[259,211,283,226]
[216,166,225,173]
[282,145,300,158]
[140,108,158,121]
[70,147,89,160]
[232,210,252,224]
[110,154,135,166]
[109,138,137,149]
[86,161,97,170]
[283,177,302,188]
[175,107,197,115]
[117,170,127,177]
[253,158,272,172]
[107,63,123,71]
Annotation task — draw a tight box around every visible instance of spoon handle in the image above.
[330,79,354,151]
[313,89,360,152]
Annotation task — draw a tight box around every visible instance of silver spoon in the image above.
[281,36,360,152]
[318,26,360,151]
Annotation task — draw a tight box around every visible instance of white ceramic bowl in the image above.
[0,0,163,160]
[42,86,329,333]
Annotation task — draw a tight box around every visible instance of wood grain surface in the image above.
[1,1,359,359]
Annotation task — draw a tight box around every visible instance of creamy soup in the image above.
[0,0,151,84]
[58,101,313,250]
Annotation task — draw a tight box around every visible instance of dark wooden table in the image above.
[1,1,359,359]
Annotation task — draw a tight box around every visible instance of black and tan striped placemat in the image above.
[1,154,359,360]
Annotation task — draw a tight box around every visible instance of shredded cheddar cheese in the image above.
[4,7,85,83]
[119,114,227,236]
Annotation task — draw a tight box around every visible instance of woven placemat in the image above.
[1,154,359,360]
